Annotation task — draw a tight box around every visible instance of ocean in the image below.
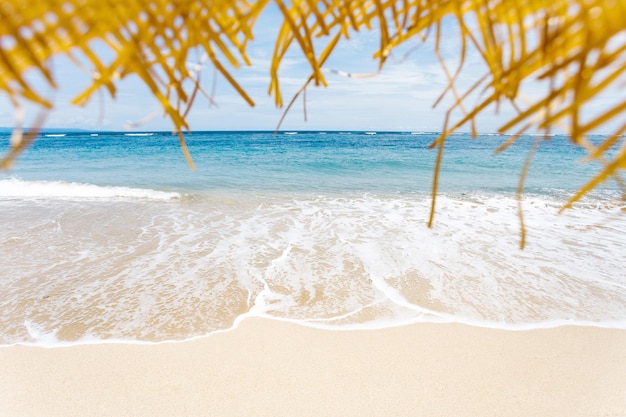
[1,130,625,346]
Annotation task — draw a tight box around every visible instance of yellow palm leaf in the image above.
[0,0,624,232]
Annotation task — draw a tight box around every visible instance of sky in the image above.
[0,4,622,133]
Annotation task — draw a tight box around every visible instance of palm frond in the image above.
[1,0,625,223]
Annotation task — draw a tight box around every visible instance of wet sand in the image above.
[1,318,625,417]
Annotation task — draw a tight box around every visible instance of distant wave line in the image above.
[0,178,179,200]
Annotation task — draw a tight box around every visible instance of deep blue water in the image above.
[1,130,619,196]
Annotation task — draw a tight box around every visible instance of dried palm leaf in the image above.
[0,0,624,240]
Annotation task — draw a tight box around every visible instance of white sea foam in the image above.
[23,319,58,344]
[0,178,180,200]
[1,192,624,347]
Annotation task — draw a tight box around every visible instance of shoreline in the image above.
[2,318,626,417]
[7,314,626,348]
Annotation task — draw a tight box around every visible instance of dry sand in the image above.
[1,318,625,417]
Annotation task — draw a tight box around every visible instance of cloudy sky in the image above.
[0,5,621,133]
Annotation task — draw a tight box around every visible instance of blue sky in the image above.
[0,6,621,133]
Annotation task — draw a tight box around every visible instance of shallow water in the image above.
[1,131,625,346]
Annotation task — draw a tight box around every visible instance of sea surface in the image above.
[1,130,625,346]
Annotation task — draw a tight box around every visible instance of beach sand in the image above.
[1,318,625,417]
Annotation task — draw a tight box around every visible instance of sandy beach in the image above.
[1,318,625,417]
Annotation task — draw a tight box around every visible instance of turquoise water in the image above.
[0,131,625,346]
[2,131,618,195]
